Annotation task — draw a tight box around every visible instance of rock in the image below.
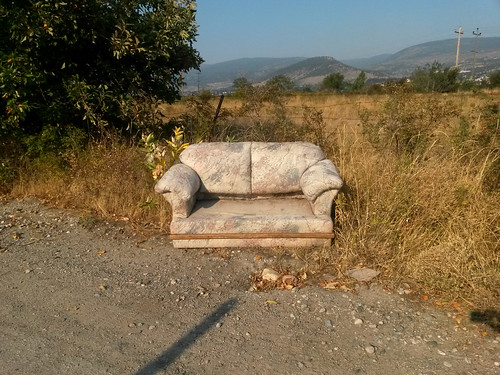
[365,345,375,354]
[261,268,280,282]
[325,319,333,328]
[394,325,404,332]
[347,268,380,282]
[354,318,363,325]
[444,361,452,368]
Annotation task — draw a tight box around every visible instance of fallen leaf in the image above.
[284,284,294,290]
[435,301,443,307]
[422,295,429,301]
[451,301,458,309]
[482,331,488,336]
[97,251,106,255]
[265,300,278,305]
[12,233,20,240]
[323,281,340,290]
[65,306,79,311]
[255,256,262,260]
[99,285,107,291]
[282,274,297,285]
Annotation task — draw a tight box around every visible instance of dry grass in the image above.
[11,140,171,232]
[8,91,500,308]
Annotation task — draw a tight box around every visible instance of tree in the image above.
[410,62,459,93]
[232,77,252,98]
[0,0,202,136]
[489,71,500,88]
[350,71,366,92]
[266,75,295,93]
[321,72,344,92]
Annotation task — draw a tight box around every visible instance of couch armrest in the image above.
[154,164,201,218]
[300,159,343,215]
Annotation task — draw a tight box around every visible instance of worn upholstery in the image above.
[154,164,200,218]
[155,141,343,248]
[251,142,325,195]
[179,142,252,195]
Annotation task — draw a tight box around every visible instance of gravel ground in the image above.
[0,198,498,375]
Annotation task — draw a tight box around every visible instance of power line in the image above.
[472,28,482,79]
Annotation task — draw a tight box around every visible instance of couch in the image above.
[154,142,343,248]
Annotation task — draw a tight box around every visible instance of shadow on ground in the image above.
[470,310,500,332]
[134,298,239,375]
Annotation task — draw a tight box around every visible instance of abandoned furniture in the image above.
[154,142,343,248]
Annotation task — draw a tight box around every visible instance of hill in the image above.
[365,37,500,77]
[265,56,377,87]
[184,57,307,92]
[184,37,500,92]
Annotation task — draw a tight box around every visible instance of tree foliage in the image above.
[489,71,500,88]
[321,72,344,92]
[0,0,202,136]
[266,74,295,93]
[232,77,252,98]
[350,71,366,92]
[410,62,459,93]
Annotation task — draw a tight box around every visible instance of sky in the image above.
[193,0,500,64]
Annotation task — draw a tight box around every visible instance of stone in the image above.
[347,268,380,282]
[365,345,375,354]
[354,318,363,325]
[262,268,280,282]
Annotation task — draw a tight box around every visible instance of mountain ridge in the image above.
[185,37,500,92]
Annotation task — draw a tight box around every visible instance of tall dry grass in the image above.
[9,90,500,308]
[11,139,171,232]
[329,91,499,308]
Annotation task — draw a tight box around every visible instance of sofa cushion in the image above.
[170,198,332,235]
[179,142,252,195]
[251,142,325,195]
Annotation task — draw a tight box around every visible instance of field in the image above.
[7,90,500,309]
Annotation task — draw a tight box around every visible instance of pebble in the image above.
[443,361,452,368]
[325,319,332,328]
[354,318,363,325]
[365,345,375,354]
[394,325,404,332]
[262,268,280,282]
[297,362,305,368]
[426,340,438,347]
[216,322,222,328]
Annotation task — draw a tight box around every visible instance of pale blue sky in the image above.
[194,0,500,64]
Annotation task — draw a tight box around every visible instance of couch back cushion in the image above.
[179,142,252,195]
[251,142,324,195]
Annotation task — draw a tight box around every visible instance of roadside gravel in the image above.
[1,198,498,375]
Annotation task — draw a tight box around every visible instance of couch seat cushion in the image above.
[170,198,332,235]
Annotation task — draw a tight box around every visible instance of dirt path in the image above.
[0,199,498,375]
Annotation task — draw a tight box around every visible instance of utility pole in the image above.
[455,27,463,68]
[472,28,482,80]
